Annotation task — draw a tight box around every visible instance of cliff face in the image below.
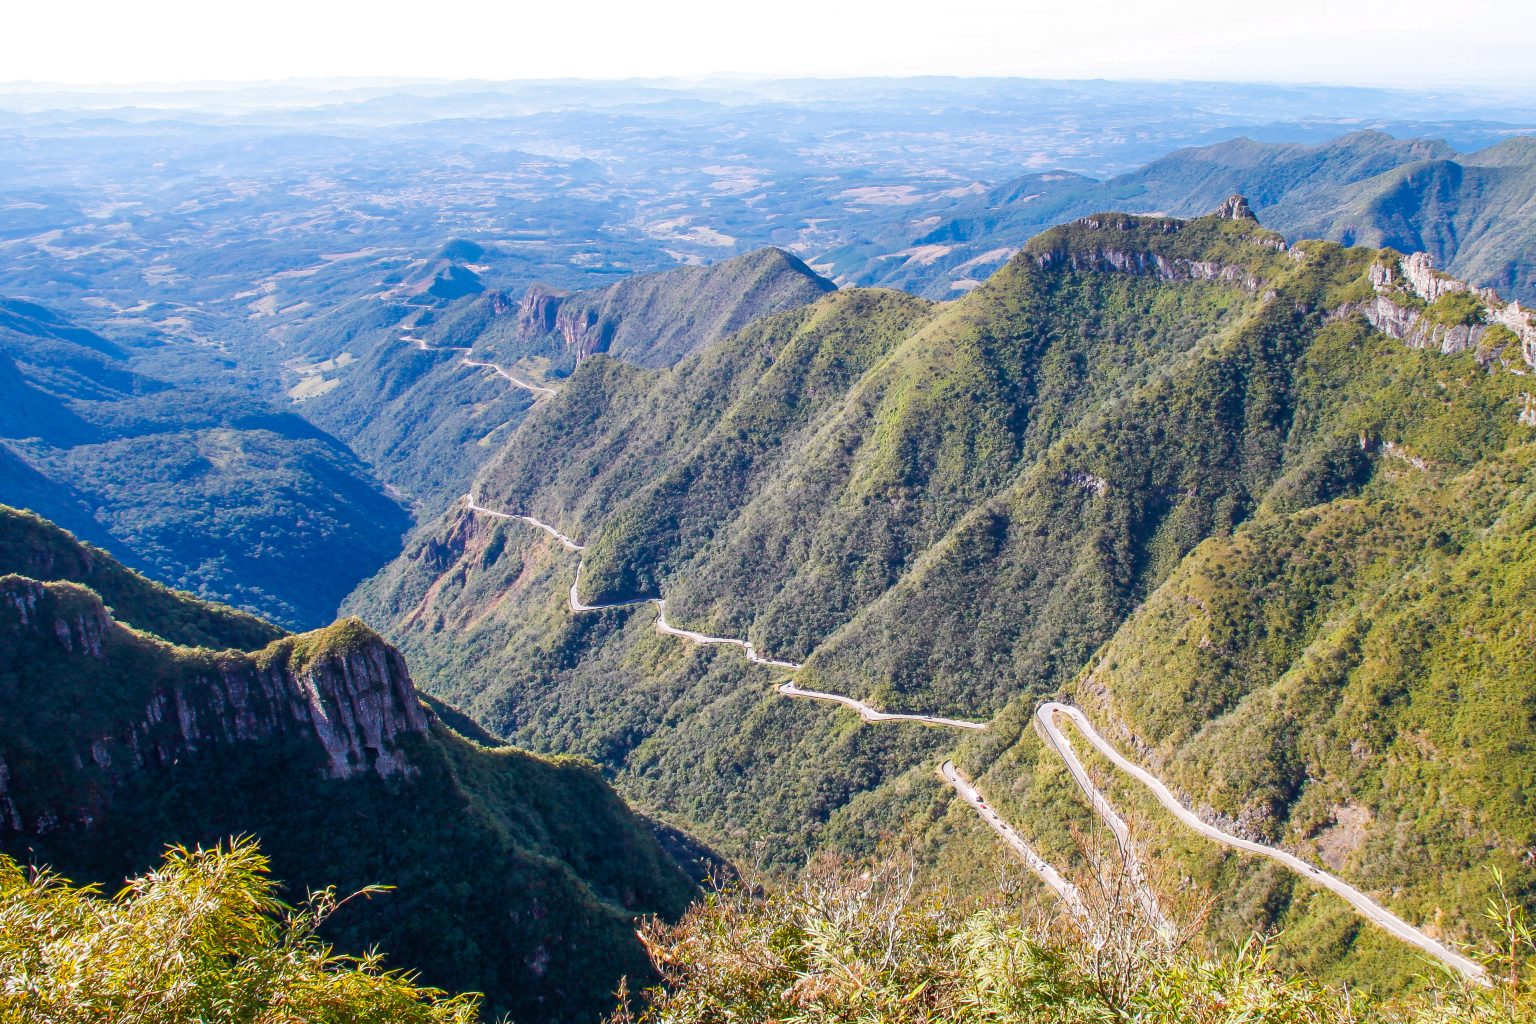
[1025,204,1286,293]
[0,575,429,837]
[1362,250,1536,372]
[0,508,701,1024]
[515,283,566,335]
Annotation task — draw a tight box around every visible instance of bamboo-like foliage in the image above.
[0,838,481,1024]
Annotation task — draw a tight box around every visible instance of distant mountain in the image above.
[302,247,836,510]
[349,205,1536,987]
[825,130,1536,304]
[0,505,699,1023]
[0,298,410,628]
[1284,135,1536,302]
[485,246,837,371]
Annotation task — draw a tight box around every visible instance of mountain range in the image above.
[5,79,1536,1018]
[824,131,1536,305]
[350,202,1536,990]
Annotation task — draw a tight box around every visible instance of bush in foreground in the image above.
[0,838,480,1024]
[617,857,1536,1024]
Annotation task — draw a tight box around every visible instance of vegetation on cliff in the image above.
[0,509,700,1023]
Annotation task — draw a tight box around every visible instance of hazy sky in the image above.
[6,0,1534,90]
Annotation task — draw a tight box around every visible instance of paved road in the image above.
[566,563,655,613]
[465,497,585,551]
[781,682,985,729]
[1037,702,1487,983]
[461,357,559,396]
[1035,704,1173,939]
[461,498,1486,982]
[401,333,428,350]
[403,331,557,396]
[656,605,804,668]
[940,759,1096,936]
[400,333,469,353]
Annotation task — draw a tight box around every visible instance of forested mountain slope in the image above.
[0,298,410,628]
[0,506,699,1023]
[349,200,1536,986]
[301,247,834,509]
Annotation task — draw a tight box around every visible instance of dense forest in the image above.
[351,204,1536,992]
[0,506,699,1022]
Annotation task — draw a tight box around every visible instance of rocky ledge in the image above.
[0,575,430,836]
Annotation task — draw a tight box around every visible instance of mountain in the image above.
[485,247,837,372]
[0,298,410,628]
[0,504,699,1023]
[348,202,1536,988]
[1286,135,1536,303]
[825,130,1536,305]
[300,247,836,509]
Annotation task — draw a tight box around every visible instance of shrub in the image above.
[0,838,481,1024]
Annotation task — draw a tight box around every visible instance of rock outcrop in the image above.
[1364,251,1536,371]
[515,283,566,335]
[1214,194,1258,222]
[1025,204,1288,293]
[0,575,429,837]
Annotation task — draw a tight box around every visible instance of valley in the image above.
[350,201,1536,996]
[5,72,1536,1022]
[463,472,1489,983]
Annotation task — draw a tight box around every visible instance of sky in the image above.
[4,0,1534,91]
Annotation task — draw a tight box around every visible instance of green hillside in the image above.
[349,203,1536,988]
[1288,136,1536,303]
[300,247,836,510]
[0,298,411,628]
[0,508,699,1023]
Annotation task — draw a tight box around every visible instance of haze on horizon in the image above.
[6,0,1535,94]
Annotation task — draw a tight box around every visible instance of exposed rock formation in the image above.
[1214,194,1258,222]
[0,575,430,837]
[515,283,567,335]
[1029,206,1286,290]
[1364,251,1536,371]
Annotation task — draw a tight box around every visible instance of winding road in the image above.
[462,496,1488,983]
[780,683,986,729]
[462,357,559,397]
[401,331,558,397]
[1037,703,1487,981]
[1035,704,1173,939]
[941,759,1096,936]
[466,498,585,551]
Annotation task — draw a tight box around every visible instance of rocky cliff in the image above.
[1362,250,1536,371]
[0,506,702,1023]
[0,574,429,837]
[1026,202,1285,292]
